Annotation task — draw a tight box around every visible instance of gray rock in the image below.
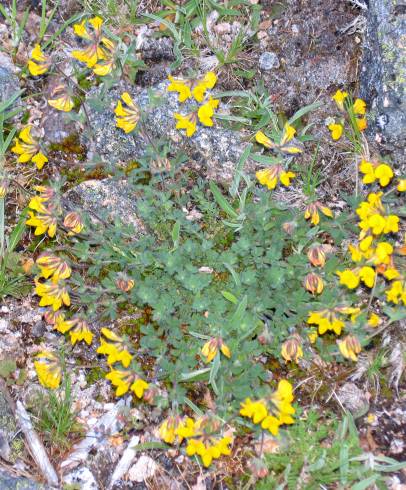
[337,382,369,419]
[360,0,406,169]
[0,471,43,490]
[84,82,252,183]
[0,53,20,107]
[258,51,280,71]
[66,178,145,230]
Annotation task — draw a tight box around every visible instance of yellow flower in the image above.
[281,335,303,362]
[304,272,324,294]
[367,313,381,328]
[197,97,219,126]
[48,85,74,112]
[338,334,361,361]
[97,328,132,367]
[11,126,48,169]
[332,89,348,110]
[115,92,140,134]
[28,44,50,76]
[55,316,93,347]
[240,398,268,424]
[304,202,333,226]
[192,72,217,102]
[386,280,406,305]
[359,159,376,184]
[26,210,57,237]
[176,417,199,441]
[256,125,303,154]
[35,280,70,311]
[34,351,62,389]
[307,310,344,335]
[201,337,231,363]
[256,166,295,190]
[353,98,366,115]
[359,266,376,288]
[71,16,105,68]
[63,211,84,235]
[36,253,71,282]
[167,75,191,102]
[328,122,343,140]
[373,242,393,265]
[93,37,116,76]
[174,113,197,137]
[159,417,177,444]
[356,117,367,131]
[105,369,149,398]
[374,164,393,187]
[397,179,406,192]
[337,269,360,289]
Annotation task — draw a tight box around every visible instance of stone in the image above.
[0,53,20,108]
[258,51,280,71]
[360,0,406,169]
[128,455,159,482]
[0,470,43,490]
[337,382,370,419]
[65,178,145,230]
[84,82,252,183]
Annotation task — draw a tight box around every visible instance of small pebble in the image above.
[258,51,280,71]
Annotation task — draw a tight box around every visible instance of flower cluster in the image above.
[167,72,219,137]
[255,123,303,191]
[96,327,149,399]
[328,90,367,140]
[72,16,116,75]
[11,126,48,170]
[337,178,404,309]
[240,380,295,436]
[159,416,232,467]
[201,337,231,363]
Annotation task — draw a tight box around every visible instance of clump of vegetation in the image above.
[0,2,404,485]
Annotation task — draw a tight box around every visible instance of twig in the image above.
[15,401,59,488]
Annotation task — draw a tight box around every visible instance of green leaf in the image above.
[351,475,379,490]
[221,290,238,304]
[7,208,27,254]
[210,181,239,219]
[172,221,180,247]
[288,101,322,125]
[230,143,252,197]
[231,295,247,324]
[223,262,241,287]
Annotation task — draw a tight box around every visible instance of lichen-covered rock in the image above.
[360,0,406,169]
[0,471,43,490]
[65,178,144,230]
[84,82,252,183]
[0,53,20,106]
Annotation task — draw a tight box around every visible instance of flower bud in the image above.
[338,334,361,361]
[304,272,324,294]
[63,211,84,234]
[281,335,303,362]
[307,244,326,267]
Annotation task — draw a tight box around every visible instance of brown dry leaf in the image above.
[259,20,273,30]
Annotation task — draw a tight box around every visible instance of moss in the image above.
[85,366,105,385]
[48,133,85,157]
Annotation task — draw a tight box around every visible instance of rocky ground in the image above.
[0,0,405,489]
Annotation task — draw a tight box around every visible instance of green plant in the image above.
[35,375,81,450]
[0,95,30,299]
[256,411,406,490]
